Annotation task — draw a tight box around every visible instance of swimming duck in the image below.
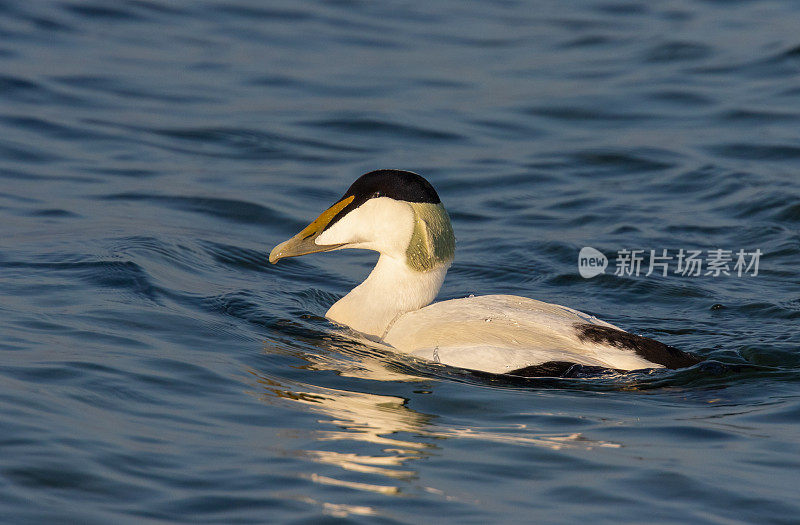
[269,169,701,376]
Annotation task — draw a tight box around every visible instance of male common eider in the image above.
[270,169,701,376]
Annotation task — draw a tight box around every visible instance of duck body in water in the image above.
[269,169,701,376]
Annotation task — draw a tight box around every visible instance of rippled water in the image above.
[2,0,800,523]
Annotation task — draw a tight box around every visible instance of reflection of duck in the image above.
[250,369,620,494]
[270,170,701,376]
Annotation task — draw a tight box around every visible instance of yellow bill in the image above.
[269,195,355,264]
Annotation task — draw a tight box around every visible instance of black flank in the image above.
[506,361,581,377]
[574,323,702,369]
[506,361,622,378]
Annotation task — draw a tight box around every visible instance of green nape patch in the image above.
[405,203,455,272]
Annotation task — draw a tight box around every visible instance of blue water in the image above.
[2,0,800,523]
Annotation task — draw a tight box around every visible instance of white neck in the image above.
[326,254,449,339]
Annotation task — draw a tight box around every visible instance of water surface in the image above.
[1,1,800,523]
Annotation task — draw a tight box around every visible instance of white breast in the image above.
[382,295,663,374]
